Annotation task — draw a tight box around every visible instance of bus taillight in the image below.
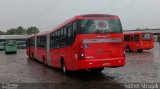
[79,44,85,60]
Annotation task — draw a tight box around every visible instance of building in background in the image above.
[124,28,160,42]
[0,35,27,49]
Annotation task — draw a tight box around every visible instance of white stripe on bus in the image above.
[83,38,122,43]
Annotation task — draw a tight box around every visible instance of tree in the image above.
[26,26,39,35]
[16,26,25,35]
[5,26,39,35]
[6,28,16,35]
[6,26,26,35]
[0,31,6,35]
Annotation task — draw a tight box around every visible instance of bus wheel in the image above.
[61,59,68,74]
[91,67,104,73]
[43,56,46,65]
[31,53,34,59]
[137,49,143,52]
[126,46,131,52]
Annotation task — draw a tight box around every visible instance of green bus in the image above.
[0,39,5,50]
[5,40,17,54]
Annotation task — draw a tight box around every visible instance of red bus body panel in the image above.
[49,34,125,70]
[37,48,47,63]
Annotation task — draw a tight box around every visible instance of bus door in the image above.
[133,34,140,50]
[130,35,135,51]
[141,33,153,47]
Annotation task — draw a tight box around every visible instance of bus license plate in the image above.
[103,62,110,66]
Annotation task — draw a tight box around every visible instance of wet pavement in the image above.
[0,43,160,89]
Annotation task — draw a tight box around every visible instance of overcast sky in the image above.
[0,0,160,31]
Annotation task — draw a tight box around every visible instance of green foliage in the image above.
[4,26,39,35]
[6,26,25,35]
[0,31,6,35]
[17,26,26,35]
[26,26,39,35]
[6,28,17,35]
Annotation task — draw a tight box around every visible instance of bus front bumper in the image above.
[5,48,17,53]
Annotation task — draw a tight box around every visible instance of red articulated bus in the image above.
[26,14,125,73]
[124,32,154,52]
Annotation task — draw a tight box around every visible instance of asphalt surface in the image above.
[0,43,160,89]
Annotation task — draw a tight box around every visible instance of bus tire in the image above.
[137,49,143,52]
[126,46,131,52]
[43,56,46,65]
[31,53,34,59]
[61,59,68,74]
[91,67,104,73]
[27,52,31,58]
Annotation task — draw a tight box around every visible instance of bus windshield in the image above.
[80,18,122,34]
[6,40,16,46]
[142,33,152,40]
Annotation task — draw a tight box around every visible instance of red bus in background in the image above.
[124,32,154,52]
[26,14,125,74]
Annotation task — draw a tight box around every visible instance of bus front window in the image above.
[6,40,16,46]
[142,33,152,40]
[80,19,122,34]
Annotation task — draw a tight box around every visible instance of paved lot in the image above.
[0,43,160,89]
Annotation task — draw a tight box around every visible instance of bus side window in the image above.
[54,31,58,48]
[31,37,35,47]
[134,35,139,41]
[57,30,60,47]
[63,27,67,46]
[37,36,46,49]
[26,39,29,47]
[124,35,130,42]
[77,20,82,34]
[73,21,77,41]
[67,24,73,45]
[60,28,64,47]
[37,37,40,48]
[50,33,54,48]
[42,36,46,49]
[60,27,66,46]
[26,40,28,47]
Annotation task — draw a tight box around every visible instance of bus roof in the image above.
[124,32,153,35]
[27,31,48,38]
[36,31,48,36]
[48,14,119,34]
[81,14,118,18]
[48,17,76,34]
[27,34,35,38]
[26,14,119,37]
